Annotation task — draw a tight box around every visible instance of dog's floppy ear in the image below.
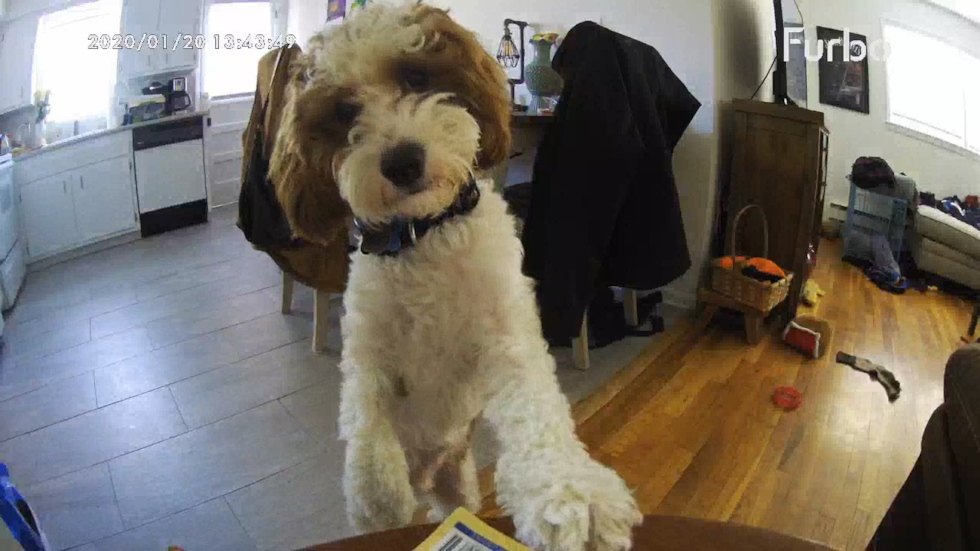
[270,79,351,246]
[417,7,511,170]
[470,46,513,170]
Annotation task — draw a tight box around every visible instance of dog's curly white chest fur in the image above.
[341,183,538,450]
[338,184,642,550]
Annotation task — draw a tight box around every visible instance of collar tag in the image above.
[407,221,418,244]
[355,219,405,255]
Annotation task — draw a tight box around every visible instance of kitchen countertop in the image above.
[13,110,210,162]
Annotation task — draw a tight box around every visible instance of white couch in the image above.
[911,206,980,290]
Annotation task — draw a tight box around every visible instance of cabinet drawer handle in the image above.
[80,176,85,190]
[63,180,67,194]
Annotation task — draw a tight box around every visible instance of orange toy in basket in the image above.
[714,256,746,270]
[745,257,785,278]
[713,256,785,279]
[711,205,793,313]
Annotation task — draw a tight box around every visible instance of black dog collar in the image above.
[354,178,481,256]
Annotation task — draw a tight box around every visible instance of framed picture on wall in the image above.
[817,26,871,114]
[327,0,346,22]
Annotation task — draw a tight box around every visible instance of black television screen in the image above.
[774,0,807,107]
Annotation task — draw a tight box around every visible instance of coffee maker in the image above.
[141,76,192,115]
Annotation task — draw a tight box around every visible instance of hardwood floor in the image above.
[479,239,977,550]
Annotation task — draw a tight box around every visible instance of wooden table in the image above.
[304,515,833,550]
[510,111,554,128]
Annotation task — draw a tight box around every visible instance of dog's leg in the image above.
[425,446,480,522]
[483,350,642,551]
[339,365,417,533]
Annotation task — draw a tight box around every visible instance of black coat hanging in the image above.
[522,22,701,341]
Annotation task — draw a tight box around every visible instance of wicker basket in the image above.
[711,204,794,312]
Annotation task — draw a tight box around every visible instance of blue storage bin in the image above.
[843,179,908,262]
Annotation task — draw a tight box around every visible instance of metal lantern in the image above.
[496,26,521,68]
[496,18,528,111]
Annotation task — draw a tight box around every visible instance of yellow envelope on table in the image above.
[414,508,529,551]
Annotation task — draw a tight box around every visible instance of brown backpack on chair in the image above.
[237,46,299,251]
[236,45,350,295]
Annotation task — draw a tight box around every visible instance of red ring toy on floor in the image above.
[772,386,802,410]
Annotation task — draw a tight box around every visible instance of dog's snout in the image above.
[381,142,426,189]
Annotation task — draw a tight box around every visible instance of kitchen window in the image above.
[928,0,980,24]
[884,23,980,155]
[33,0,122,123]
[204,1,274,98]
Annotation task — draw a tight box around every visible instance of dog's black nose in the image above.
[381,142,426,188]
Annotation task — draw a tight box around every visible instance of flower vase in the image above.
[525,38,562,112]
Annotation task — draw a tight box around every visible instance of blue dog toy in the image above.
[1,463,49,551]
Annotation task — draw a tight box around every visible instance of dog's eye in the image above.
[402,69,429,92]
[335,101,361,125]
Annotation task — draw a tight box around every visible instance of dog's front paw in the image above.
[343,443,417,533]
[511,460,642,551]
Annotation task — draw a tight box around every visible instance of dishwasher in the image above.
[133,115,208,237]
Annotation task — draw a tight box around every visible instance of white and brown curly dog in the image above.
[270,2,642,549]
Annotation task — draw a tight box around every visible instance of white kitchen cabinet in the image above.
[0,14,37,114]
[0,23,12,112]
[72,156,137,241]
[157,0,201,71]
[20,173,80,258]
[0,23,15,112]
[118,0,161,78]
[118,0,202,78]
[15,129,139,261]
[19,156,137,260]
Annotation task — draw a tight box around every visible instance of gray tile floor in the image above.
[0,206,662,550]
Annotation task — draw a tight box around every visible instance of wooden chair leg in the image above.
[313,290,331,353]
[698,304,719,329]
[572,314,590,371]
[281,272,295,315]
[624,289,639,326]
[745,313,764,345]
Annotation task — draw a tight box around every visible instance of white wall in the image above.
[286,0,343,50]
[709,0,777,268]
[797,0,980,208]
[714,0,777,104]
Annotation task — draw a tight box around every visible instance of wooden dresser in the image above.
[726,99,829,317]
